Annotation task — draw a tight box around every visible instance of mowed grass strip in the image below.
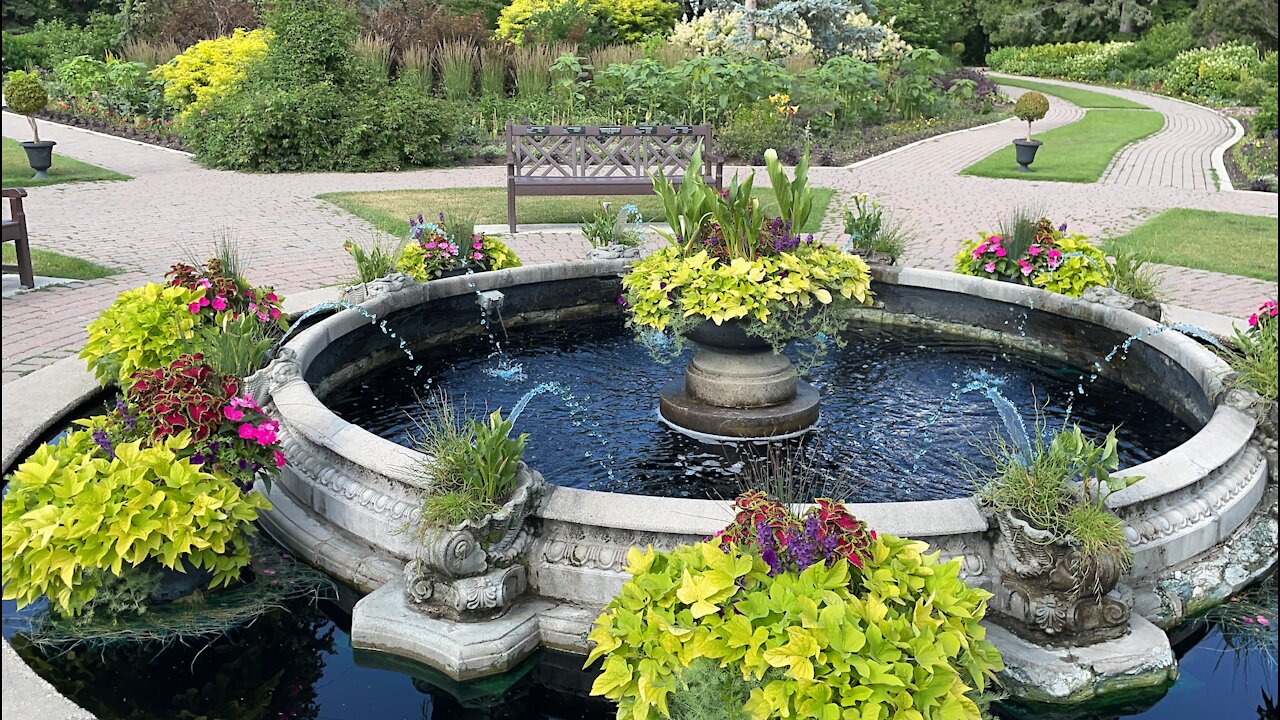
[992,76,1148,109]
[962,109,1165,183]
[2,137,131,188]
[1105,209,1278,281]
[2,244,117,280]
[320,186,836,237]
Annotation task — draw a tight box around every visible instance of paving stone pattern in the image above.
[2,82,1276,384]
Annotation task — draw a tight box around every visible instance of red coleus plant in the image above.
[715,490,876,576]
[124,354,285,491]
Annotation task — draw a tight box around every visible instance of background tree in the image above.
[1188,0,1278,49]
[872,0,973,49]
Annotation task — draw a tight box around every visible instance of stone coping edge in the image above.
[1,356,99,476]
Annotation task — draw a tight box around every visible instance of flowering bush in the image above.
[151,28,270,117]
[122,354,285,491]
[1163,43,1262,101]
[715,490,876,575]
[167,257,287,330]
[393,212,522,281]
[1221,299,1278,400]
[953,218,1111,297]
[586,492,1003,719]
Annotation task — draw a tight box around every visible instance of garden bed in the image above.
[1223,115,1278,193]
[777,111,1011,167]
[35,109,190,152]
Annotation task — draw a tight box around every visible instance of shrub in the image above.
[496,0,677,47]
[0,13,120,72]
[1163,42,1262,101]
[1012,90,1049,139]
[80,282,207,387]
[1,428,271,617]
[1254,92,1279,137]
[122,0,263,48]
[3,69,48,141]
[717,98,799,163]
[151,28,270,117]
[585,529,1003,718]
[362,0,488,63]
[51,56,166,118]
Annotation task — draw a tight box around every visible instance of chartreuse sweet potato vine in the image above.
[586,537,1003,720]
[2,429,270,617]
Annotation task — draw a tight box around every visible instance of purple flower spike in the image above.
[1059,222,1068,232]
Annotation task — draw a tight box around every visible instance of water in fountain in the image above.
[327,318,1191,501]
[275,300,425,377]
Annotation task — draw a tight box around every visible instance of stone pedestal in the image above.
[658,320,820,439]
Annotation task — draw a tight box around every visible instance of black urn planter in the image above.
[1012,138,1042,173]
[19,140,56,179]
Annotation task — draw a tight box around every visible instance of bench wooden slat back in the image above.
[505,124,724,232]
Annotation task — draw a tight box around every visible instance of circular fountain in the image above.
[247,260,1274,704]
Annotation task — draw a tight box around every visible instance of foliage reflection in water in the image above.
[325,318,1192,501]
[3,572,1275,719]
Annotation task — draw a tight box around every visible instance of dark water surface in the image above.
[326,318,1193,501]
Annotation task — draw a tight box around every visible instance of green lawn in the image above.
[992,76,1148,109]
[320,186,836,236]
[962,109,1165,183]
[1105,209,1278,281]
[2,243,118,280]
[2,137,131,188]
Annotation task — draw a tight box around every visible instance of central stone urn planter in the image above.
[20,140,56,179]
[658,319,820,439]
[1012,138,1043,172]
[403,463,547,620]
[990,511,1131,646]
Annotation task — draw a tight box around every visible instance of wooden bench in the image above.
[2,189,35,290]
[506,123,724,233]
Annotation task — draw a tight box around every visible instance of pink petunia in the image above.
[266,293,278,303]
[988,235,1003,245]
[257,310,269,322]
[197,278,212,289]
[1047,249,1062,261]
[995,247,1007,257]
[474,252,483,260]
[971,243,989,259]
[199,296,210,307]
[984,262,997,273]
[274,449,287,467]
[1259,615,1271,626]
[1027,245,1042,256]
[1250,313,1260,327]
[188,302,202,314]
[269,307,281,319]
[247,302,258,314]
[425,241,437,249]
[224,406,245,421]
[239,423,257,440]
[1019,259,1034,276]
[473,240,484,250]
[211,295,228,311]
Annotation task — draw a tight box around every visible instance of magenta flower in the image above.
[1259,615,1271,627]
[224,406,245,421]
[473,240,484,250]
[994,247,1007,258]
[1019,259,1034,276]
[1027,244,1042,256]
[473,252,483,260]
[266,292,278,303]
[274,449,287,467]
[984,262,997,273]
[269,307,281,319]
[197,278,212,289]
[188,302,202,314]
[211,295,228,311]
[238,423,257,440]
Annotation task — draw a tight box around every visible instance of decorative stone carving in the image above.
[1080,285,1162,323]
[585,244,642,261]
[340,272,417,305]
[403,464,546,619]
[1225,387,1278,483]
[990,512,1131,646]
[245,347,301,406]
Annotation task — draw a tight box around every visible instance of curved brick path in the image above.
[2,84,1276,383]
[987,73,1235,191]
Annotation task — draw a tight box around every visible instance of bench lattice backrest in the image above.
[507,124,717,181]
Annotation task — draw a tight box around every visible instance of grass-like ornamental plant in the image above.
[1108,250,1162,304]
[974,421,1138,570]
[585,523,1003,719]
[1013,90,1049,140]
[4,69,49,142]
[411,394,530,527]
[1,429,271,617]
[842,193,910,261]
[953,217,1111,297]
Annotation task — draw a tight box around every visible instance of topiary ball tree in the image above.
[1013,90,1050,141]
[4,70,49,143]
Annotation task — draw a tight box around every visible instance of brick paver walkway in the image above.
[2,81,1276,383]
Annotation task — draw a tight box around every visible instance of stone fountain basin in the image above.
[252,260,1270,688]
